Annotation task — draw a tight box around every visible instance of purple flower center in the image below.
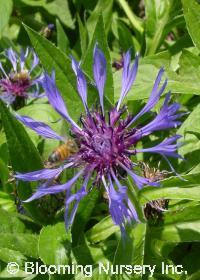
[92,134,112,155]
[0,71,31,97]
[72,109,138,179]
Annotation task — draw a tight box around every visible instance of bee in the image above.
[12,70,29,82]
[140,162,170,223]
[112,51,124,71]
[40,24,55,39]
[140,162,169,182]
[144,199,169,223]
[48,138,78,163]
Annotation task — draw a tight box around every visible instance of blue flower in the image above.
[15,45,183,232]
[0,47,43,106]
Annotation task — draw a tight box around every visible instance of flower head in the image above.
[0,47,43,106]
[15,46,183,233]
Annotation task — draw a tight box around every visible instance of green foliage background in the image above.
[0,0,200,279]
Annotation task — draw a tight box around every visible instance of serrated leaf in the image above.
[0,266,27,278]
[38,222,71,265]
[0,248,26,266]
[0,233,38,258]
[0,208,25,233]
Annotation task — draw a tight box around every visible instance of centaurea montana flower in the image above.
[0,47,43,106]
[15,45,183,233]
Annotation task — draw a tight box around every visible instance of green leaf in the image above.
[0,191,15,212]
[0,0,13,37]
[0,100,47,224]
[114,63,165,102]
[173,49,200,99]
[114,55,200,102]
[56,19,70,54]
[140,186,200,205]
[145,0,181,55]
[0,266,27,278]
[112,19,135,52]
[113,224,146,277]
[77,14,88,56]
[114,52,171,102]
[179,49,200,78]
[86,216,119,243]
[0,158,9,188]
[72,240,116,265]
[167,69,200,96]
[75,267,110,280]
[38,222,71,265]
[42,0,74,29]
[72,188,100,245]
[117,0,144,35]
[151,205,200,242]
[24,24,84,119]
[18,0,74,28]
[177,103,200,173]
[0,101,42,173]
[139,173,200,204]
[0,208,26,233]
[182,0,200,51]
[82,14,114,107]
[86,0,114,37]
[164,14,186,38]
[0,248,26,267]
[0,233,38,258]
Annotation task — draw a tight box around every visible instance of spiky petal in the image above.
[71,57,88,112]
[93,44,106,114]
[117,50,139,111]
[15,46,184,234]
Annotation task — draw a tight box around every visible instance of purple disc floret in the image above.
[0,47,43,105]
